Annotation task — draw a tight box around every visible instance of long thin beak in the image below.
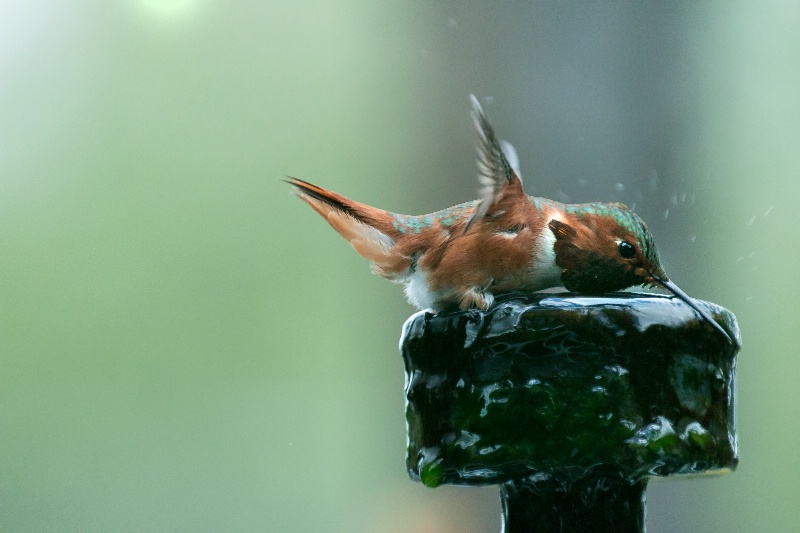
[654,276,736,347]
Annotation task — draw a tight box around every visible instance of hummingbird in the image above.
[288,95,733,346]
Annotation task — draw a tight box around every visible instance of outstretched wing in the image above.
[464,95,524,233]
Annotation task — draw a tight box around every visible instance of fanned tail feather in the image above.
[286,178,408,278]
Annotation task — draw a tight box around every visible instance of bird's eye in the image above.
[618,240,636,258]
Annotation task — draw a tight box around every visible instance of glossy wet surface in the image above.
[400,292,739,488]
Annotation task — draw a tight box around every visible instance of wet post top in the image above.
[400,292,739,533]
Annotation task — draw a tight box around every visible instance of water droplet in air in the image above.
[649,169,659,191]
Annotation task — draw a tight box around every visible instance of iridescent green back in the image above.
[390,201,478,235]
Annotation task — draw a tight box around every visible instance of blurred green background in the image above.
[2,2,798,531]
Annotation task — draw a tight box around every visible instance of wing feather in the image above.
[464,95,524,233]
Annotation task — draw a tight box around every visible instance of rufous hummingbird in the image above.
[288,95,733,345]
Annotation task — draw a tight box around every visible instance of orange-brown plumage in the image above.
[288,96,561,311]
[290,178,409,276]
[287,95,734,345]
[290,172,547,309]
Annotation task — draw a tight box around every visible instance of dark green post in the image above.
[400,293,739,532]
